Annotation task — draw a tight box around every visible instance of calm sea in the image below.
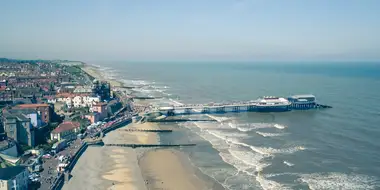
[94,62,380,190]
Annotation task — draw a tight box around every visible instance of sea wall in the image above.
[49,142,89,190]
[50,118,132,190]
[102,118,132,135]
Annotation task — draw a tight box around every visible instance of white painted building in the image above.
[51,94,101,109]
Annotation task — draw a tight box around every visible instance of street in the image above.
[38,139,82,190]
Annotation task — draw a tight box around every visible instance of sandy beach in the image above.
[81,65,123,87]
[62,145,147,190]
[63,120,222,190]
[63,65,222,190]
[139,149,224,190]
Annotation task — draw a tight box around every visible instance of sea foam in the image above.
[299,173,379,190]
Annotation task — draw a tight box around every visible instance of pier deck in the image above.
[153,94,331,116]
[156,103,331,116]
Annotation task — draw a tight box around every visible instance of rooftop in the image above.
[93,102,107,106]
[16,103,50,108]
[3,110,31,122]
[5,108,37,115]
[52,121,81,134]
[290,94,315,99]
[0,166,27,180]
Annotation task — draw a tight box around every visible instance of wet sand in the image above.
[139,149,224,190]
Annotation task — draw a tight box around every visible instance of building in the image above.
[0,166,29,190]
[0,89,15,102]
[53,93,100,109]
[91,102,108,120]
[0,80,7,88]
[73,86,94,94]
[50,121,81,141]
[15,103,53,123]
[93,80,111,101]
[288,94,317,109]
[85,112,100,124]
[0,139,18,158]
[3,111,35,147]
[5,109,43,128]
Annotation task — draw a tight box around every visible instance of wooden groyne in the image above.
[121,129,173,133]
[105,143,196,148]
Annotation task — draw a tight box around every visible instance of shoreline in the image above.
[62,64,221,190]
[81,64,123,87]
[139,148,226,190]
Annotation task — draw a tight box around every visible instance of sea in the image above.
[92,62,380,190]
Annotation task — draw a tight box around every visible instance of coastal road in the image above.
[39,139,82,190]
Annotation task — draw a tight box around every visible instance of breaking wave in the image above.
[299,173,380,190]
[227,122,287,132]
[256,131,286,137]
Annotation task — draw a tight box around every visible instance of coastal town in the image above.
[0,58,141,190]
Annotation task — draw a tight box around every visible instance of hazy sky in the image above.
[0,0,379,61]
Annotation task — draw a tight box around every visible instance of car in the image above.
[29,173,40,179]
[31,178,40,182]
[43,154,52,159]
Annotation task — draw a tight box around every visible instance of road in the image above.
[38,139,82,190]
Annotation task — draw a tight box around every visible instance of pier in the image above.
[105,143,196,148]
[154,94,332,116]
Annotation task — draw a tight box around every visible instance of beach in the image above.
[63,121,219,190]
[81,65,123,87]
[63,64,218,190]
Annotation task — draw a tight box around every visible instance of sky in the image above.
[0,0,379,62]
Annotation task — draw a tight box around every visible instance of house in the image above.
[0,166,29,190]
[50,121,81,141]
[0,89,15,102]
[15,103,53,123]
[72,96,83,108]
[3,111,36,147]
[83,96,101,107]
[0,80,7,87]
[91,102,108,120]
[73,86,94,94]
[54,93,100,109]
[85,112,100,124]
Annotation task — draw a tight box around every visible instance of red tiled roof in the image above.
[16,104,50,108]
[56,93,76,98]
[51,121,81,134]
[93,102,107,106]
[56,93,90,98]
